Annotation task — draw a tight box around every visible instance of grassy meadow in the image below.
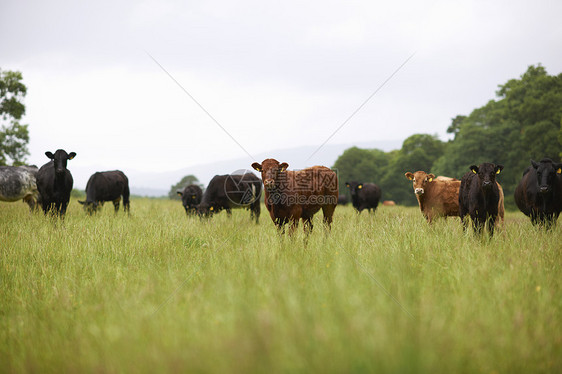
[1,198,561,373]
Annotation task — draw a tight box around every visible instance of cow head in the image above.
[46,149,76,176]
[470,163,503,189]
[531,158,562,194]
[405,171,435,196]
[196,203,217,218]
[78,200,99,214]
[252,159,288,192]
[345,181,364,198]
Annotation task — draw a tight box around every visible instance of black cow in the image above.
[36,149,76,217]
[177,184,203,215]
[514,158,562,229]
[78,170,130,214]
[459,163,503,237]
[197,173,261,223]
[345,181,381,213]
[0,165,40,211]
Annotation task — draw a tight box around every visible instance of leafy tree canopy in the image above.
[0,69,30,165]
[333,64,562,208]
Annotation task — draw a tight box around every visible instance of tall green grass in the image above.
[1,199,561,373]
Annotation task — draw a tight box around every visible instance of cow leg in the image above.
[302,215,313,235]
[113,198,120,213]
[251,202,260,224]
[487,215,496,237]
[226,208,232,218]
[322,204,336,230]
[472,214,484,236]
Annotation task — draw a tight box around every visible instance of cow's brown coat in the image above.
[252,158,338,234]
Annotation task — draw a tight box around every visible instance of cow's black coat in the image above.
[514,158,562,228]
[177,184,203,215]
[79,170,130,214]
[36,149,76,217]
[459,162,503,237]
[345,181,381,213]
[197,173,261,222]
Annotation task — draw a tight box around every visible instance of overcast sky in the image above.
[2,0,561,175]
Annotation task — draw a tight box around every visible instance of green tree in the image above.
[380,134,445,206]
[0,69,30,165]
[333,147,389,198]
[434,64,562,209]
[169,175,201,200]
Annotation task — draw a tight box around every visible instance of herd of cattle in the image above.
[1,149,561,237]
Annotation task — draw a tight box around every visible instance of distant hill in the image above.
[72,139,401,197]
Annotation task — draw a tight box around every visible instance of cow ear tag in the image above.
[210,206,214,211]
[428,177,433,182]
[557,168,561,174]
[472,169,477,174]
[496,169,501,174]
[358,185,363,189]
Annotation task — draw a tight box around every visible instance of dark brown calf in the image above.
[252,158,338,234]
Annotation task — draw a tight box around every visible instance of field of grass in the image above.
[1,198,561,373]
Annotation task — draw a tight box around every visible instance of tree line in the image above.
[334,65,562,209]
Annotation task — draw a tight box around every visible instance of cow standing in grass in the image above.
[405,171,460,223]
[514,158,562,229]
[0,165,40,211]
[252,159,338,235]
[345,181,381,214]
[197,173,261,223]
[177,184,203,216]
[79,170,130,215]
[459,163,504,237]
[36,149,76,217]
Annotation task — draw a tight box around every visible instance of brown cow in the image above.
[382,200,396,206]
[251,158,338,234]
[405,171,460,223]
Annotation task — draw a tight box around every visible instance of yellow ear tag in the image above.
[472,169,477,174]
[428,178,433,182]
[358,185,363,189]
[557,168,561,174]
[210,207,214,211]
[496,169,501,174]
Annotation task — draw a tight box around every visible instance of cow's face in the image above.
[196,203,215,218]
[405,171,435,196]
[46,149,76,176]
[470,163,503,189]
[78,200,99,214]
[345,181,364,197]
[252,159,288,192]
[532,159,562,194]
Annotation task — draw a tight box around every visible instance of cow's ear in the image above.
[428,173,435,182]
[405,172,414,180]
[531,160,539,169]
[495,164,504,174]
[470,165,478,174]
[251,162,262,172]
[45,151,54,159]
[279,162,289,172]
[176,191,183,196]
[68,152,76,160]
[357,184,363,189]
